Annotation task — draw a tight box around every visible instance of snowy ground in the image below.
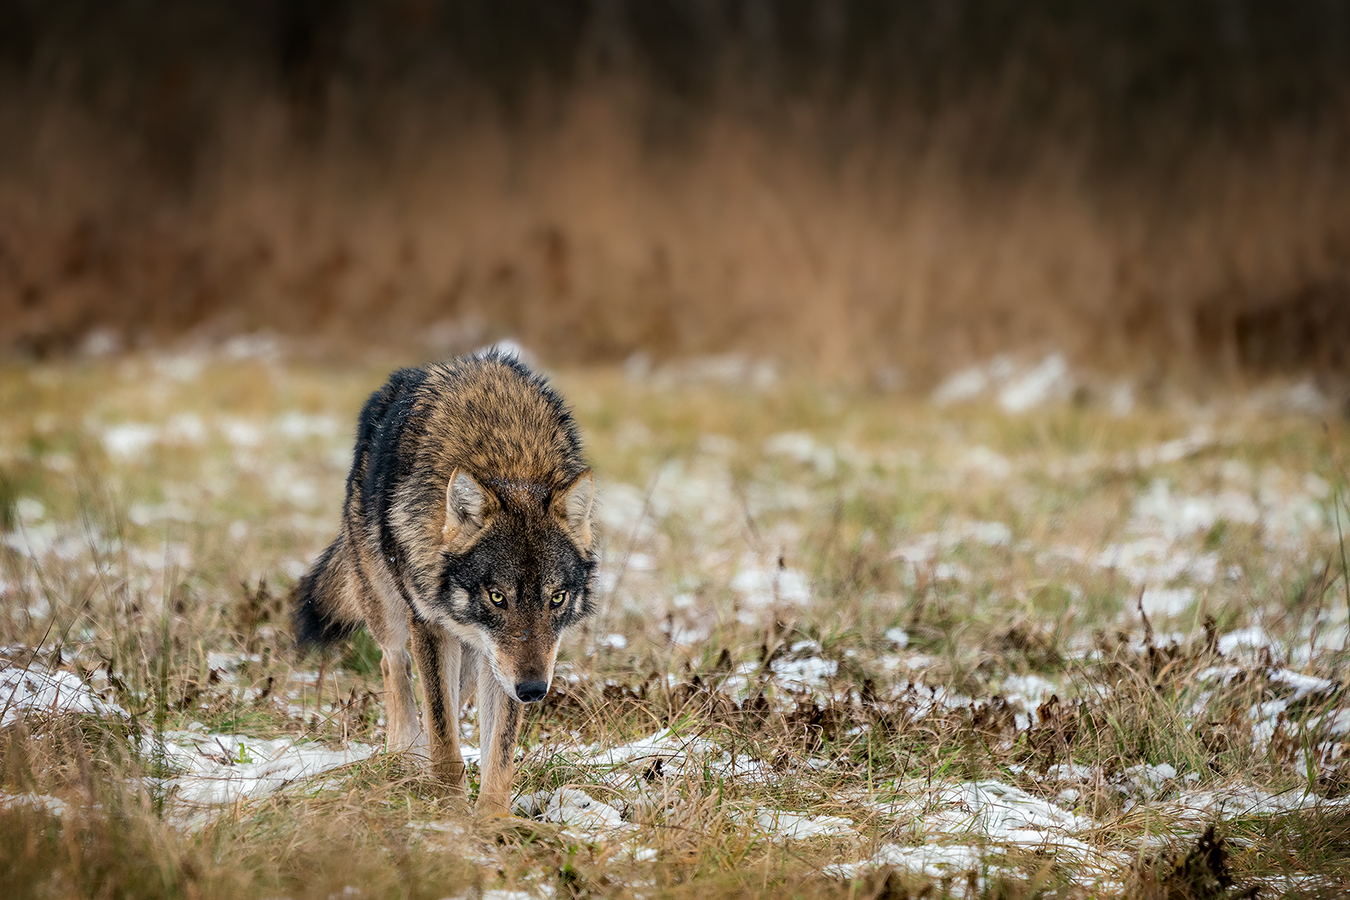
[1,344,1348,899]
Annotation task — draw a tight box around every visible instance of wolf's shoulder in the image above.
[384,351,587,487]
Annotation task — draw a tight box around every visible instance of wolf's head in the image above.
[435,468,596,703]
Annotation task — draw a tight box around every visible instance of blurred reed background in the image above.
[1,0,1348,383]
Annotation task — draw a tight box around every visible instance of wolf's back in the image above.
[415,351,588,490]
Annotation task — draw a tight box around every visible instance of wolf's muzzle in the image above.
[515,681,549,703]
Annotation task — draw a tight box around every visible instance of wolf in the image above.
[291,349,597,814]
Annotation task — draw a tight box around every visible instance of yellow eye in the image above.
[489,589,507,608]
[550,589,569,609]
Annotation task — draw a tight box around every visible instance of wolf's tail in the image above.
[292,532,363,650]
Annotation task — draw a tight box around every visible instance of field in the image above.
[2,341,1348,899]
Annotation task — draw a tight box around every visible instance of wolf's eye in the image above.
[550,589,569,609]
[488,589,507,609]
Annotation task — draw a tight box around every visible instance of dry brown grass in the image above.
[3,78,1349,384]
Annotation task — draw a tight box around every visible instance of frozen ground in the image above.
[1,345,1348,899]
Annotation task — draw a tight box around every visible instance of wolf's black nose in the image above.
[516,681,549,703]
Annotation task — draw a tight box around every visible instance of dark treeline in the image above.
[5,2,1350,169]
[2,1,1349,377]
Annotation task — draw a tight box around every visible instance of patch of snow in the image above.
[1043,762,1099,783]
[2,664,127,726]
[101,423,160,458]
[999,354,1074,413]
[476,891,534,900]
[1132,479,1259,542]
[1160,782,1350,821]
[1267,669,1335,701]
[752,808,852,839]
[932,367,989,407]
[827,843,989,884]
[731,559,811,608]
[854,777,1140,885]
[1124,471,1327,552]
[220,418,263,449]
[1321,709,1350,737]
[410,819,469,839]
[160,732,376,806]
[568,728,776,784]
[1114,763,1178,803]
[0,790,70,817]
[770,655,838,688]
[1092,538,1218,587]
[15,498,45,523]
[963,521,1013,546]
[1219,627,1278,657]
[931,354,1075,412]
[1000,673,1057,711]
[2,523,54,557]
[920,780,1093,844]
[205,652,263,672]
[1196,665,1246,688]
[518,787,627,833]
[1139,587,1196,618]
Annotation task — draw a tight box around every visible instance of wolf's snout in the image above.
[515,680,549,703]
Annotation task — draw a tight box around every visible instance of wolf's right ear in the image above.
[552,469,595,553]
[443,469,492,544]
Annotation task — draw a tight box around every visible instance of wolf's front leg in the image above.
[475,673,524,815]
[378,642,422,753]
[411,619,467,800]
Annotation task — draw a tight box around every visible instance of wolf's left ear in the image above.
[552,469,595,552]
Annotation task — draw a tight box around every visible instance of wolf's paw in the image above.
[385,724,429,762]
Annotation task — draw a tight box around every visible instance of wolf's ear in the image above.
[443,469,492,544]
[552,469,595,552]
